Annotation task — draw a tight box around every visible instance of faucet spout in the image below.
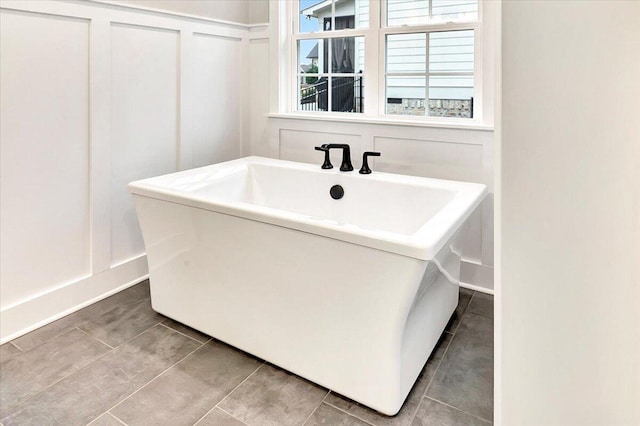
[323,144,353,171]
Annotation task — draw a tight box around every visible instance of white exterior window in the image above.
[291,0,483,121]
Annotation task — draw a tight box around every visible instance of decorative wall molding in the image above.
[267,116,495,291]
[0,257,149,344]
[0,0,251,341]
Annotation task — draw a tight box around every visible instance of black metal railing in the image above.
[300,73,363,113]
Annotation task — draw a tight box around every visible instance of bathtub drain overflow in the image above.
[330,185,344,200]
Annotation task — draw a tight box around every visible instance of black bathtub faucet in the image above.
[315,143,353,171]
[359,151,381,174]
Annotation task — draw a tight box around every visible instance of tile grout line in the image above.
[157,322,210,345]
[85,412,128,426]
[10,324,78,353]
[74,327,115,349]
[299,390,330,426]
[9,341,24,352]
[1,334,117,419]
[423,329,456,396]
[214,362,264,408]
[449,291,475,335]
[192,362,265,425]
[1,293,159,419]
[418,293,495,422]
[106,320,168,352]
[107,411,129,426]
[462,290,476,316]
[2,323,188,422]
[400,326,460,424]
[7,287,153,354]
[423,395,492,424]
[321,398,376,426]
[466,309,493,321]
[211,407,250,426]
[103,337,212,420]
[406,393,426,425]
[465,291,494,319]
[407,330,458,425]
[468,291,477,308]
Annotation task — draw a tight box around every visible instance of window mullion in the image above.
[331,0,335,33]
[425,32,430,117]
[327,39,332,112]
[364,0,380,116]
[289,3,297,113]
[295,29,369,40]
[473,20,482,121]
[381,22,478,36]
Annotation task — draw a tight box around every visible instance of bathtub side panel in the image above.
[132,194,428,414]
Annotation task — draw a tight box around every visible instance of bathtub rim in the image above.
[128,156,487,260]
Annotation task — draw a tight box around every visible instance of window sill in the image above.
[267,113,494,131]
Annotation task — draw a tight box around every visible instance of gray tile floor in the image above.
[0,281,493,426]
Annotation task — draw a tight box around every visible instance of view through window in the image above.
[295,0,478,118]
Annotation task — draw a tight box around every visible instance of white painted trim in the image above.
[268,112,493,131]
[0,1,249,39]
[1,0,250,342]
[241,29,251,157]
[246,22,269,29]
[459,282,493,295]
[0,256,149,344]
[109,252,147,270]
[89,16,113,275]
[87,0,251,28]
[460,258,494,291]
[283,0,495,126]
[493,1,502,424]
[179,29,194,170]
[248,23,269,40]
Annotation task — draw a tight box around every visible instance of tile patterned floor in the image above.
[0,281,493,426]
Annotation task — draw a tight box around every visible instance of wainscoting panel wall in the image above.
[373,137,484,183]
[267,118,495,292]
[110,23,179,266]
[0,10,91,308]
[279,129,362,166]
[248,36,270,157]
[374,136,487,264]
[189,33,243,168]
[0,0,257,342]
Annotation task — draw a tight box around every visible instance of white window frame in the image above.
[291,2,375,115]
[275,0,494,127]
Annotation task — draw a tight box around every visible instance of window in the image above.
[297,0,365,113]
[292,0,481,120]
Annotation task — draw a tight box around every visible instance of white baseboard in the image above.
[460,259,494,294]
[0,255,149,344]
[460,281,495,295]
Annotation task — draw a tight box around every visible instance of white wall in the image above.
[500,1,640,424]
[0,0,254,342]
[105,0,269,24]
[248,32,271,156]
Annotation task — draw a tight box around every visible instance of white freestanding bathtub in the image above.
[129,156,486,415]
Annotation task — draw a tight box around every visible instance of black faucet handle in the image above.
[315,146,333,169]
[359,151,381,174]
